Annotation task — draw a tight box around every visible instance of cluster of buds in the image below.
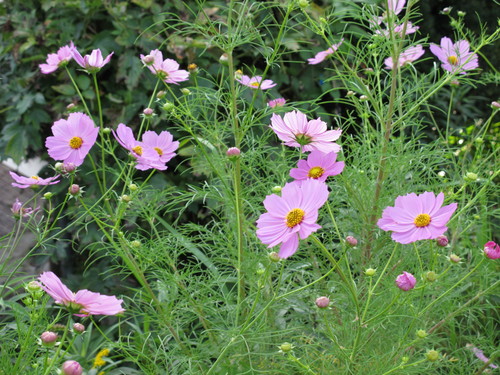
[55,162,77,175]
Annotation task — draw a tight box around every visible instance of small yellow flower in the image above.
[93,348,110,368]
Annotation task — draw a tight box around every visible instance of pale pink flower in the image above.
[395,271,416,291]
[46,112,99,166]
[307,39,343,65]
[387,0,406,15]
[38,271,124,316]
[140,49,189,84]
[430,37,478,74]
[39,42,75,74]
[377,192,457,244]
[268,98,286,108]
[141,130,179,168]
[376,22,420,37]
[484,241,500,260]
[468,345,498,369]
[73,48,113,73]
[384,45,425,69]
[256,179,329,258]
[289,151,344,183]
[237,75,276,90]
[10,171,59,189]
[270,110,341,153]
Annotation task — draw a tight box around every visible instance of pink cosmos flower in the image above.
[268,98,286,108]
[141,130,179,168]
[430,37,478,74]
[270,110,342,153]
[484,241,500,260]
[467,345,498,369]
[384,45,425,69]
[140,49,189,84]
[377,192,457,244]
[11,198,39,217]
[256,179,329,258]
[73,48,113,73]
[10,171,59,189]
[45,112,99,166]
[395,271,416,291]
[237,75,276,90]
[289,151,345,183]
[38,271,124,317]
[39,42,75,74]
[307,39,343,65]
[387,0,405,15]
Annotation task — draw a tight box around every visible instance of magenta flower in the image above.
[268,98,286,108]
[395,271,416,291]
[73,48,113,73]
[270,110,342,153]
[140,49,189,84]
[484,241,500,260]
[430,37,478,74]
[46,112,99,166]
[39,42,75,74]
[256,179,329,258]
[289,151,344,183]
[237,75,276,90]
[377,192,457,244]
[307,39,343,65]
[384,45,425,69]
[38,271,124,316]
[10,171,59,189]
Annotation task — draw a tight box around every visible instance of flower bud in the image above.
[359,95,368,101]
[219,53,229,66]
[226,147,241,159]
[438,170,446,177]
[315,296,330,308]
[26,281,42,293]
[130,240,142,248]
[425,271,437,282]
[234,69,243,80]
[120,195,132,203]
[491,101,500,109]
[142,55,155,65]
[67,103,76,110]
[188,63,198,73]
[129,183,138,191]
[268,98,286,108]
[271,185,282,193]
[162,101,175,112]
[279,342,293,353]
[62,162,76,173]
[426,350,439,362]
[464,172,478,182]
[41,331,58,346]
[345,236,358,247]
[346,90,355,97]
[448,254,461,263]
[395,272,416,291]
[73,323,85,333]
[181,88,191,96]
[68,184,80,196]
[157,90,166,99]
[55,162,64,172]
[401,356,410,363]
[484,241,500,260]
[416,329,428,339]
[298,0,309,9]
[436,235,448,247]
[457,10,466,17]
[364,268,376,277]
[441,7,452,15]
[143,108,154,116]
[61,360,83,375]
[450,80,460,87]
[269,252,281,262]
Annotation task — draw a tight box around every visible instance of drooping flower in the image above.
[38,271,124,316]
[484,241,500,260]
[289,150,344,183]
[73,48,113,73]
[270,110,342,153]
[377,192,457,244]
[237,75,277,90]
[10,171,60,189]
[39,42,75,74]
[384,45,425,69]
[395,271,416,291]
[11,198,39,217]
[140,49,189,84]
[45,112,99,166]
[256,179,329,258]
[429,37,478,74]
[307,39,343,65]
[268,98,286,108]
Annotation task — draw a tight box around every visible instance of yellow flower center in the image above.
[414,213,431,227]
[447,55,458,65]
[286,208,305,228]
[308,166,324,179]
[69,136,83,149]
[132,145,143,156]
[250,81,260,87]
[154,147,163,156]
[31,176,40,180]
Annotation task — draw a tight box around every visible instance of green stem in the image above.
[65,67,92,118]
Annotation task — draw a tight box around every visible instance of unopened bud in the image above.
[73,323,85,333]
[162,101,175,112]
[66,103,75,110]
[416,329,428,338]
[359,95,368,101]
[26,281,42,293]
[450,80,460,87]
[491,101,500,109]
[143,108,154,116]
[219,53,229,66]
[315,296,330,308]
[438,170,446,177]
[279,342,293,353]
[457,10,466,17]
[365,268,376,277]
[130,240,141,248]
[102,128,111,134]
[234,69,243,80]
[426,350,439,362]
[436,235,448,247]
[43,192,53,200]
[142,55,155,65]
[120,194,132,203]
[188,63,198,73]
[129,183,138,191]
[226,147,241,159]
[69,184,80,196]
[425,271,437,282]
[346,90,355,97]
[55,162,64,172]
[464,172,478,182]
[449,254,461,263]
[63,162,76,173]
[157,90,166,99]
[271,186,282,193]
[298,0,309,9]
[61,360,83,375]
[41,331,58,346]
[269,252,281,262]
[441,7,452,15]
[346,236,358,247]
[181,88,191,95]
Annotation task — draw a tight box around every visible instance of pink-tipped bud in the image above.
[11,199,22,217]
[69,184,80,196]
[61,360,83,375]
[66,103,75,110]
[268,252,281,262]
[436,235,449,247]
[41,331,58,346]
[441,7,452,15]
[143,108,154,116]
[142,55,155,65]
[62,162,76,174]
[315,296,330,308]
[491,101,500,109]
[395,271,416,291]
[345,236,358,247]
[450,80,460,87]
[449,254,461,263]
[73,323,85,333]
[226,147,241,158]
[484,241,500,260]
